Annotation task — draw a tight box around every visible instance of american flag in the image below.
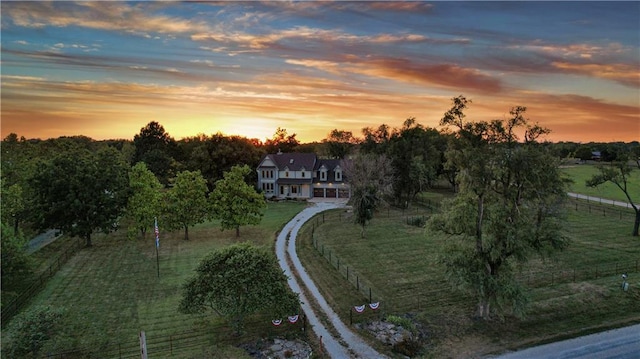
[154,217,159,248]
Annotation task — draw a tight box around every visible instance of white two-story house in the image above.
[256,152,350,200]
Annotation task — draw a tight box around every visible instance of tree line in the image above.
[2,97,639,320]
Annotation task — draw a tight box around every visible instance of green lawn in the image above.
[5,182,640,358]
[561,164,640,203]
[2,201,309,358]
[297,202,640,358]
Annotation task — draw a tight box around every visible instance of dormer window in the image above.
[319,166,327,181]
[335,168,342,182]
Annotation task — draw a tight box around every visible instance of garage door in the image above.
[326,188,337,198]
[338,189,350,198]
[313,188,325,197]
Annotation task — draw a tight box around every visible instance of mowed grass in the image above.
[561,164,640,203]
[4,201,308,357]
[297,202,640,358]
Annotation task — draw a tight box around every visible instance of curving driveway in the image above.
[275,202,387,358]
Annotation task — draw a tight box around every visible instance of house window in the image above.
[301,171,306,177]
[285,171,289,178]
[320,170,327,181]
[291,186,298,194]
[336,170,342,181]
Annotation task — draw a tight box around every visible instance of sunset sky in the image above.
[1,1,639,143]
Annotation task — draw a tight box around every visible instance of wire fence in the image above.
[1,236,84,327]
[568,196,637,220]
[305,201,639,320]
[40,313,309,358]
[10,193,638,356]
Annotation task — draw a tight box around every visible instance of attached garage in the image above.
[326,188,337,198]
[338,188,350,198]
[313,188,325,197]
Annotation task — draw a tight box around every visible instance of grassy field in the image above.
[2,201,309,358]
[561,164,640,203]
[4,163,639,358]
[297,200,640,358]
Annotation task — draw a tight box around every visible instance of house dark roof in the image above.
[258,152,317,171]
[258,153,350,182]
[313,158,348,182]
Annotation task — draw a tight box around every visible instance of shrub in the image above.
[386,314,416,333]
[2,305,65,358]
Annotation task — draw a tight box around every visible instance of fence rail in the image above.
[1,236,83,327]
[568,197,637,219]
[40,313,308,358]
[305,206,639,318]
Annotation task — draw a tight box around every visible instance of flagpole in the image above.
[155,217,160,279]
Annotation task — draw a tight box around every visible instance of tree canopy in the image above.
[30,146,130,247]
[179,133,263,191]
[429,96,569,319]
[126,162,163,239]
[1,222,33,297]
[264,127,300,154]
[210,165,266,237]
[132,121,178,185]
[324,129,357,159]
[163,170,209,240]
[179,243,299,333]
[344,153,394,237]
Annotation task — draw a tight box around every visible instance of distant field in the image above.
[297,201,640,358]
[561,164,640,204]
[2,201,309,357]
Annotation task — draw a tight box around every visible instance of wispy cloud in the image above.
[1,1,637,142]
[551,62,639,88]
[286,56,502,93]
[2,2,211,35]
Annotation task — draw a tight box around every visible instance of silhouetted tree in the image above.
[132,121,178,185]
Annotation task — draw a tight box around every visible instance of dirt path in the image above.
[275,202,387,358]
